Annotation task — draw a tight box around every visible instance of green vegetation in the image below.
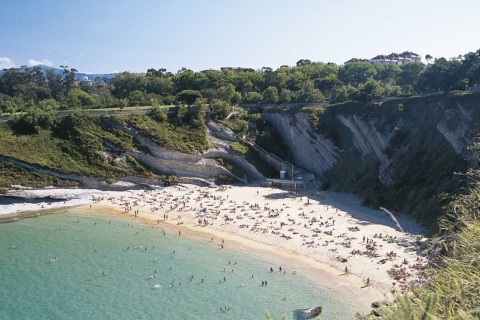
[112,107,208,154]
[227,141,278,178]
[215,158,244,178]
[0,162,79,188]
[126,155,153,176]
[1,113,136,177]
[229,141,248,155]
[215,174,237,185]
[308,94,472,226]
[253,118,293,162]
[3,50,480,117]
[381,171,480,319]
[0,51,480,320]
[163,175,179,186]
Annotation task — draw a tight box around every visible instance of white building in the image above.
[80,75,94,86]
[369,51,421,65]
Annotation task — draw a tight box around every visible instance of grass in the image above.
[215,158,244,178]
[229,141,248,155]
[0,162,79,189]
[377,177,480,319]
[0,116,133,177]
[112,114,209,154]
[0,110,210,180]
[126,155,153,176]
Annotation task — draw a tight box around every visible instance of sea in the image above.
[0,209,357,320]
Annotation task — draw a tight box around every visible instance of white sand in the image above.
[2,184,428,311]
[0,188,138,215]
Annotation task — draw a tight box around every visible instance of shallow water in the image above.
[0,210,356,319]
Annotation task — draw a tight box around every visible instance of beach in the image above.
[1,183,427,313]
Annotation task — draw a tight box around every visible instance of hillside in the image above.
[262,92,480,226]
[1,90,480,318]
[1,92,479,228]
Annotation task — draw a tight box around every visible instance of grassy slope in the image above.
[380,180,480,319]
[0,124,86,173]
[0,162,79,191]
[112,114,209,154]
[0,112,210,179]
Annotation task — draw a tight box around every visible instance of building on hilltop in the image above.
[345,51,421,65]
[80,75,94,86]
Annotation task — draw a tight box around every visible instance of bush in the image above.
[229,141,248,155]
[8,102,57,134]
[126,155,153,176]
[215,174,236,185]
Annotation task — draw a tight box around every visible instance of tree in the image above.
[95,86,115,108]
[262,86,279,103]
[278,89,292,103]
[296,59,312,66]
[261,67,273,73]
[150,105,168,122]
[356,79,385,101]
[112,72,147,99]
[338,62,377,86]
[209,99,231,120]
[128,90,148,106]
[242,91,262,104]
[45,69,64,100]
[65,88,95,109]
[146,77,174,96]
[216,84,237,103]
[60,66,78,94]
[298,80,324,102]
[398,62,425,92]
[315,75,344,98]
[176,90,202,105]
[8,100,58,134]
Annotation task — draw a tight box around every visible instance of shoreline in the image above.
[82,202,381,313]
[1,184,427,313]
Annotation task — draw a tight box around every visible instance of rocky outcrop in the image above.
[263,112,340,175]
[263,93,480,189]
[336,115,393,185]
[127,152,244,181]
[206,120,237,141]
[105,119,264,182]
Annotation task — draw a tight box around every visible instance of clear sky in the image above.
[1,0,479,74]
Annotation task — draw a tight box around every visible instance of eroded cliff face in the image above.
[263,93,480,221]
[265,94,480,186]
[263,112,341,175]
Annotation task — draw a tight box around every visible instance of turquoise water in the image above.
[0,210,356,319]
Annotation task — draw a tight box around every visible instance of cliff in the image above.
[262,93,480,224]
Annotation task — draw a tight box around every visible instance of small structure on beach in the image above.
[261,178,305,189]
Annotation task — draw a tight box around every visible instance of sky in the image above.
[1,0,480,74]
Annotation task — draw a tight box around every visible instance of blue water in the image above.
[0,210,356,319]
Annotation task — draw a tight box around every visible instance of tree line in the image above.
[1,49,480,115]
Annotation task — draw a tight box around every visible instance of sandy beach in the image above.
[1,183,427,313]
